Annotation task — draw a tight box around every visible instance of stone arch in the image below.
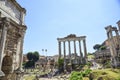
[1,55,13,74]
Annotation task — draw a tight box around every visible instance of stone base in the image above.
[0,71,5,77]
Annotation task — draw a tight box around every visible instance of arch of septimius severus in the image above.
[57,34,87,71]
[0,0,27,80]
[105,20,120,67]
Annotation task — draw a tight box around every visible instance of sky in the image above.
[16,0,120,56]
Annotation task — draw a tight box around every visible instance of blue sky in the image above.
[16,0,120,56]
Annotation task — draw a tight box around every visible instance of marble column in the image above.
[117,20,120,31]
[58,41,61,59]
[0,21,9,76]
[78,40,83,63]
[83,39,87,63]
[115,30,119,36]
[74,40,77,59]
[68,41,71,59]
[19,37,24,70]
[19,27,26,80]
[63,41,66,71]
[110,31,118,67]
[68,41,72,71]
[115,30,120,46]
[107,32,110,39]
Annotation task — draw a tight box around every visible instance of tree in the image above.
[33,51,39,62]
[25,51,40,68]
[58,58,64,73]
[87,52,93,55]
[100,46,106,50]
[93,44,101,50]
[27,52,33,61]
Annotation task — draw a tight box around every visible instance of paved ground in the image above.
[90,61,102,70]
[39,75,69,80]
[39,77,68,80]
[39,78,58,80]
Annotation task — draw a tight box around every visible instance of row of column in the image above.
[58,38,87,71]
[58,40,87,59]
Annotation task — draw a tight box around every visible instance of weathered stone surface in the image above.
[0,0,27,80]
[105,23,120,67]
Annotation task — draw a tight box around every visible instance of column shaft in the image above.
[19,37,24,70]
[16,39,21,67]
[74,40,77,59]
[83,39,87,63]
[0,24,8,76]
[68,41,71,59]
[63,41,66,71]
[68,41,72,71]
[107,32,110,39]
[58,41,61,59]
[79,40,83,64]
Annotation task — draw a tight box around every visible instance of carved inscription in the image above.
[0,0,21,23]
[5,1,20,19]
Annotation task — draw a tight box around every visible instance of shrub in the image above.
[69,69,92,80]
[83,69,92,77]
[69,71,83,80]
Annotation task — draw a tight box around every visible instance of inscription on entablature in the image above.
[0,0,21,23]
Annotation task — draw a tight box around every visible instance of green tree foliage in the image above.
[58,58,64,67]
[27,52,33,61]
[58,58,64,72]
[87,52,93,55]
[32,51,39,62]
[93,44,101,50]
[69,69,92,80]
[100,46,106,50]
[25,61,34,68]
[25,51,39,68]
[69,71,83,80]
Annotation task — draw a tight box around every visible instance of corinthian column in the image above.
[0,18,9,76]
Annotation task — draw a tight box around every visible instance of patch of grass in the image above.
[23,75,35,80]
[91,68,120,80]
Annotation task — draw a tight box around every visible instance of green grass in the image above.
[23,75,35,80]
[91,68,120,80]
